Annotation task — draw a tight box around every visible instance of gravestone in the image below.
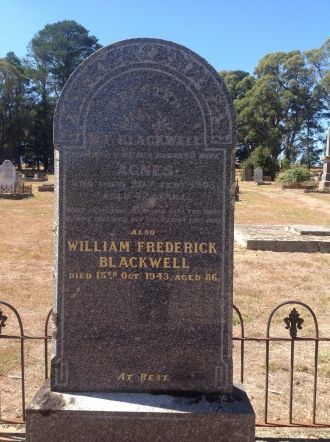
[254,166,263,183]
[240,164,253,181]
[16,171,22,184]
[0,160,16,189]
[26,38,254,442]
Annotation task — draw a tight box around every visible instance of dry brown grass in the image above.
[0,175,329,438]
[234,180,330,438]
[233,244,330,438]
[0,179,53,333]
[236,181,330,226]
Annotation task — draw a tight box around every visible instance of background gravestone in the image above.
[0,160,16,189]
[254,167,263,183]
[241,164,253,181]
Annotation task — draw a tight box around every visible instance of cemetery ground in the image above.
[0,178,329,439]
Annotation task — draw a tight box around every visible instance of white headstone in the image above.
[16,171,22,184]
[254,167,263,183]
[0,160,17,190]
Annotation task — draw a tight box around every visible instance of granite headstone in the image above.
[51,38,235,394]
[0,160,16,189]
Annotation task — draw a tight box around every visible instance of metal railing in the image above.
[0,300,329,428]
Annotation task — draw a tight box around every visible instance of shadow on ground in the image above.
[1,432,330,442]
[0,432,25,442]
[256,439,330,442]
[0,435,329,442]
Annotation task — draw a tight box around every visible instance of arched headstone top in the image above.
[54,38,236,151]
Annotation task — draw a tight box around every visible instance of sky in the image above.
[0,0,329,74]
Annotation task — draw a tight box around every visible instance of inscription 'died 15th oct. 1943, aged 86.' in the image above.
[51,38,236,394]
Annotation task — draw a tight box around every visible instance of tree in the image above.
[221,39,329,164]
[22,62,56,171]
[24,20,102,169]
[0,52,30,166]
[305,37,330,101]
[29,20,102,94]
[242,146,278,180]
[219,70,255,161]
[219,70,255,101]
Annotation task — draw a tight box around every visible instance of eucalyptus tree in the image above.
[29,20,102,94]
[221,39,329,164]
[0,52,30,166]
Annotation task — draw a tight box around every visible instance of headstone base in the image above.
[26,382,255,442]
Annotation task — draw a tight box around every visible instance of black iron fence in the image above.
[0,300,329,428]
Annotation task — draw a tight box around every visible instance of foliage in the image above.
[0,53,30,166]
[219,70,255,101]
[279,158,291,171]
[249,146,278,175]
[0,21,101,170]
[220,70,255,161]
[299,141,323,169]
[277,166,312,184]
[28,20,101,92]
[246,146,278,179]
[240,147,278,180]
[0,25,329,170]
[221,39,330,164]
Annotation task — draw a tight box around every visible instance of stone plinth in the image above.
[26,382,254,442]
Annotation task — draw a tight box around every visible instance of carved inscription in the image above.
[52,38,235,393]
[64,148,225,229]
[117,373,170,382]
[67,233,220,283]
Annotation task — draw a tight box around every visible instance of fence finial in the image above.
[0,309,8,334]
[284,307,304,338]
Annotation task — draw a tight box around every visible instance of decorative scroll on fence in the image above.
[0,300,329,428]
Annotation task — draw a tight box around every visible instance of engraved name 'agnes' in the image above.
[67,240,217,254]
[117,163,174,177]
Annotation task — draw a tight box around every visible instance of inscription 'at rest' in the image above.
[118,372,170,382]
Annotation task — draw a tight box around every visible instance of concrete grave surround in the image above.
[26,38,254,441]
[0,159,16,188]
[287,224,330,236]
[235,224,330,253]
